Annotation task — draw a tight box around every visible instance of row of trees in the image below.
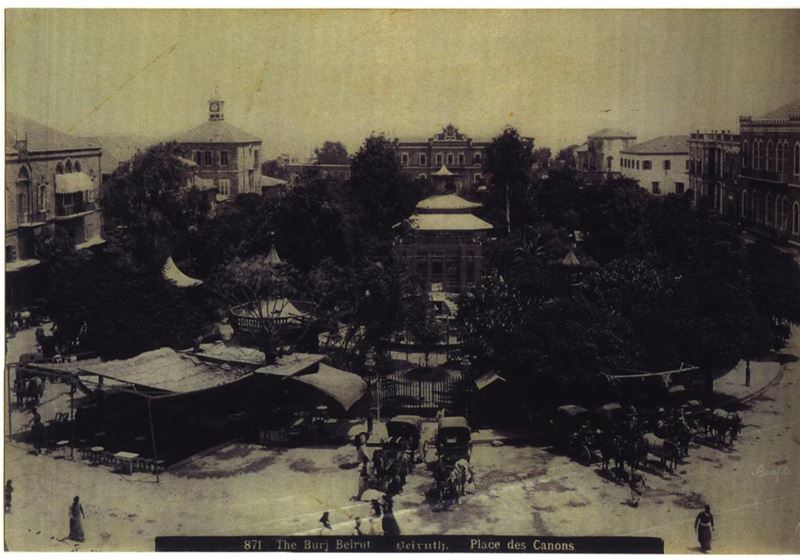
[33,127,800,414]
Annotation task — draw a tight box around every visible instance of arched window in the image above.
[753,191,762,222]
[742,141,749,168]
[741,190,748,218]
[65,160,73,173]
[795,143,800,176]
[766,141,774,171]
[777,196,787,230]
[55,162,64,175]
[16,167,31,222]
[765,193,773,225]
[753,141,760,169]
[793,202,800,235]
[74,161,81,172]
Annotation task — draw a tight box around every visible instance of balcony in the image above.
[17,210,49,227]
[54,200,97,220]
[740,167,790,183]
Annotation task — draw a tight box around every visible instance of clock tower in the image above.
[208,97,224,121]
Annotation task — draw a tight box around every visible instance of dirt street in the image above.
[4,327,799,552]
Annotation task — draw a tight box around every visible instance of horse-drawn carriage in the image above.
[431,416,474,507]
[385,415,426,464]
[553,405,597,464]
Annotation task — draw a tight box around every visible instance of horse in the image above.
[711,409,742,445]
[597,432,625,475]
[641,433,680,472]
[668,418,694,459]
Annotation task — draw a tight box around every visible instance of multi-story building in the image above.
[687,131,740,213]
[397,124,493,193]
[735,100,800,245]
[393,187,493,295]
[582,128,637,181]
[5,113,105,310]
[172,97,264,201]
[620,135,690,196]
[285,124,507,193]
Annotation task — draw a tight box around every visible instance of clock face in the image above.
[210,102,220,112]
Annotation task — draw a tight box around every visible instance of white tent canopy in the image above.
[162,256,203,288]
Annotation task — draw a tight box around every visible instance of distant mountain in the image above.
[6,112,156,175]
[84,134,156,175]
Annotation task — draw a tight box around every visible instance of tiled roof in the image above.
[416,194,481,211]
[621,135,690,155]
[5,112,100,154]
[761,100,800,119]
[172,120,261,144]
[588,127,636,139]
[408,213,493,232]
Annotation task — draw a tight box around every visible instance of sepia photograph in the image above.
[3,8,800,553]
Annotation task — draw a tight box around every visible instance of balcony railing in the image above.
[740,167,790,183]
[18,210,48,225]
[55,200,97,217]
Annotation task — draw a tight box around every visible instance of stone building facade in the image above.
[5,114,105,310]
[687,131,740,213]
[173,98,263,201]
[620,135,690,196]
[582,128,637,180]
[734,101,800,245]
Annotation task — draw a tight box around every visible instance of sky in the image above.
[5,9,800,158]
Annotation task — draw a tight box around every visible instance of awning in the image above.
[257,362,367,411]
[162,256,203,288]
[260,175,287,188]
[195,177,217,191]
[5,258,41,273]
[474,371,507,390]
[55,172,94,194]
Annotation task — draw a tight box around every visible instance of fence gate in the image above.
[377,370,468,418]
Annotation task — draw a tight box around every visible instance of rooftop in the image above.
[621,135,690,155]
[6,113,101,155]
[416,194,482,212]
[172,119,261,145]
[407,213,493,232]
[588,128,636,139]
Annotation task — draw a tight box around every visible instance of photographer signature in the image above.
[753,464,790,482]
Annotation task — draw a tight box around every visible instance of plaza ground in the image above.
[3,326,799,552]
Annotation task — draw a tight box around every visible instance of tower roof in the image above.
[172,120,261,145]
[416,194,481,212]
[431,165,457,177]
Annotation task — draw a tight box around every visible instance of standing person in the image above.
[435,405,446,422]
[366,500,383,536]
[352,517,363,536]
[318,512,332,535]
[694,504,715,552]
[353,463,370,501]
[4,481,13,513]
[381,497,401,536]
[68,496,85,542]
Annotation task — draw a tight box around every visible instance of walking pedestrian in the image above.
[68,496,85,542]
[694,504,715,552]
[352,517,363,536]
[4,480,13,513]
[628,470,647,507]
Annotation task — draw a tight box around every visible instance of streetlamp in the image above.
[365,349,376,435]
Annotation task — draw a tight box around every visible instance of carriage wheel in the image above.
[579,445,592,465]
[421,441,428,464]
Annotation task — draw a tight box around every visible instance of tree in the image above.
[533,147,552,171]
[314,141,350,165]
[102,141,209,267]
[555,146,577,168]
[210,254,297,365]
[348,134,428,243]
[482,127,535,234]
